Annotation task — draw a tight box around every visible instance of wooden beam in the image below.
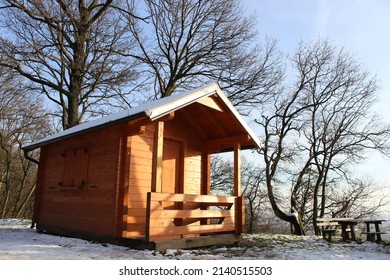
[151,122,164,192]
[145,192,152,240]
[149,192,236,204]
[201,152,210,195]
[148,223,236,240]
[149,209,234,219]
[235,196,245,234]
[119,116,151,136]
[205,134,251,153]
[122,125,146,137]
[234,142,241,196]
[201,152,211,225]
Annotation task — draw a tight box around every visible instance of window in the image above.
[59,145,89,189]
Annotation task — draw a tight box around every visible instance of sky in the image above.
[241,0,390,184]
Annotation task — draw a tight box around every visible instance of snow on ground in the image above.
[1,219,390,260]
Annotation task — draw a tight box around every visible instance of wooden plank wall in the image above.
[123,124,154,237]
[36,127,121,238]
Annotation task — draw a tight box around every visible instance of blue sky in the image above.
[242,0,390,183]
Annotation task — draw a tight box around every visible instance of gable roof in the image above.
[23,83,261,151]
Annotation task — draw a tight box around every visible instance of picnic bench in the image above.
[361,219,389,243]
[317,218,339,242]
[317,217,356,242]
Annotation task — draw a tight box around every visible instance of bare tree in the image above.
[241,163,268,233]
[0,67,50,219]
[210,155,270,233]
[292,40,390,233]
[210,155,234,195]
[0,0,140,129]
[0,0,283,128]
[326,177,389,220]
[257,39,390,235]
[128,0,283,113]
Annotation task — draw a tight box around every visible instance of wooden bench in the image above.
[362,231,390,242]
[317,218,339,242]
[317,217,355,242]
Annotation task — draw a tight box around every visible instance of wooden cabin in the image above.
[23,84,261,250]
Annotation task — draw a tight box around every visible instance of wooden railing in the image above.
[145,192,245,242]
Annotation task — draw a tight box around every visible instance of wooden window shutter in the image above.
[61,146,89,188]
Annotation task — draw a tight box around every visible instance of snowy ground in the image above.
[1,219,390,260]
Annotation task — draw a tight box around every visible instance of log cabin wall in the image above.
[35,126,122,239]
[122,123,155,237]
[122,111,205,238]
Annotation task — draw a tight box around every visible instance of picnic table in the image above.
[333,218,358,242]
[317,217,357,242]
[318,217,389,243]
[362,219,387,242]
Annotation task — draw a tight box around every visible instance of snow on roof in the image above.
[23,83,260,151]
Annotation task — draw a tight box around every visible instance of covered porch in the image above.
[119,87,260,249]
[145,113,247,244]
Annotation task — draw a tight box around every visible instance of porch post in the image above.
[152,121,164,193]
[233,142,241,196]
[201,152,211,195]
[234,142,244,233]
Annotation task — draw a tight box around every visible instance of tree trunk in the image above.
[65,95,80,129]
[15,183,35,219]
[266,176,304,235]
[1,169,11,219]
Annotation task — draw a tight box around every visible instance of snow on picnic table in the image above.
[1,219,389,260]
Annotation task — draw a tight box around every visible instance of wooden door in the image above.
[162,139,183,210]
[162,139,182,194]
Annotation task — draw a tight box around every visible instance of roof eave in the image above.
[22,111,147,151]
